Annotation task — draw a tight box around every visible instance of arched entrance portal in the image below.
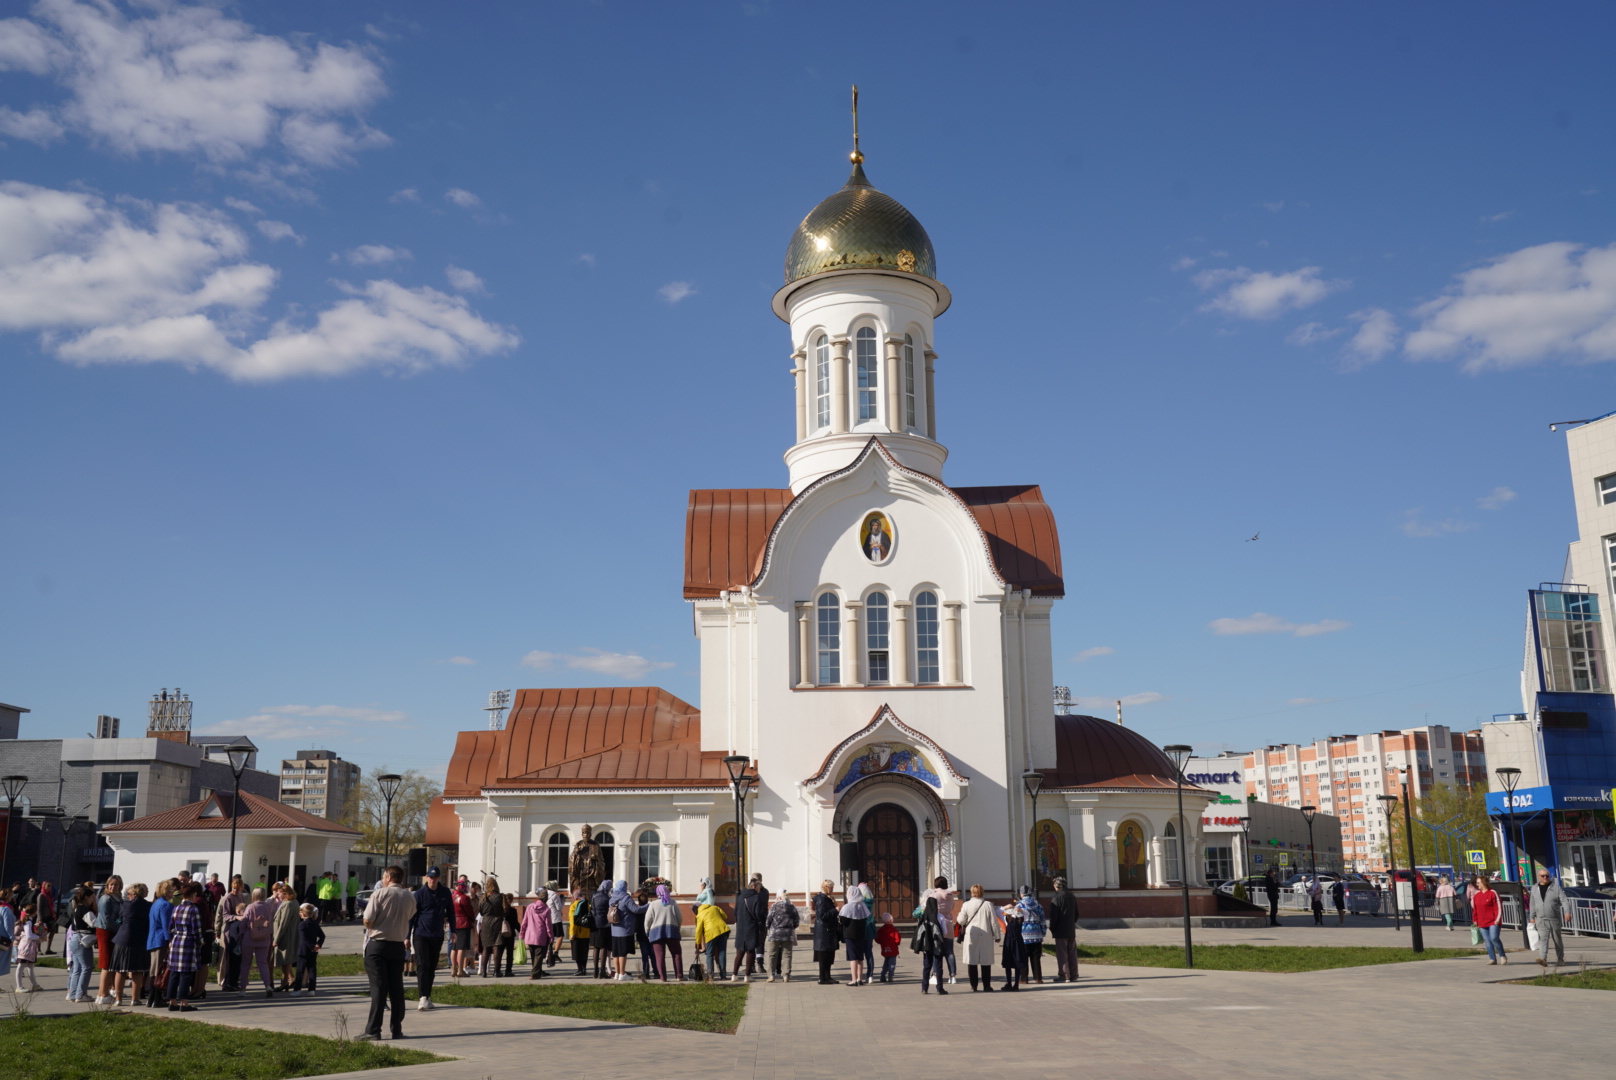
[857,803,919,923]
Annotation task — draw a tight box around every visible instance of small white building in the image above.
[103,790,360,888]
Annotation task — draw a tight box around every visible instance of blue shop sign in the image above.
[1485,784,1612,814]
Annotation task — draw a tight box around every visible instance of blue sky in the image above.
[3,1,1615,779]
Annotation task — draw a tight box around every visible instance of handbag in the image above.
[1469,926,1482,946]
[1527,923,1541,950]
[687,961,706,982]
[514,940,527,965]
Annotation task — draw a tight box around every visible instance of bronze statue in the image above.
[569,824,606,894]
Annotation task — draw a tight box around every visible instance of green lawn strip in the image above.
[0,1010,441,1080]
[1517,968,1616,991]
[1069,943,1480,972]
[395,981,748,1034]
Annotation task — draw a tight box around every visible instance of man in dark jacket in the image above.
[733,875,768,981]
[410,867,453,1010]
[1048,876,1080,982]
[1263,869,1280,926]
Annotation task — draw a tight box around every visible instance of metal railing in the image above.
[1498,895,1616,938]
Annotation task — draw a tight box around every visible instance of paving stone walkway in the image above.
[20,915,1616,1080]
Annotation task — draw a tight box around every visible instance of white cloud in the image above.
[1481,210,1514,223]
[446,656,476,666]
[1286,697,1328,706]
[339,244,411,265]
[1262,200,1285,213]
[255,219,302,245]
[0,105,63,143]
[577,253,597,268]
[1195,265,1343,319]
[1171,255,1197,271]
[223,197,262,215]
[1404,242,1616,370]
[445,265,484,293]
[1072,646,1115,663]
[658,281,696,304]
[445,187,481,208]
[1399,509,1477,538]
[0,181,517,382]
[1209,612,1350,637]
[0,0,388,168]
[1478,486,1517,510]
[198,703,408,742]
[1343,307,1398,368]
[1286,321,1343,346]
[389,187,421,204]
[1072,691,1167,709]
[521,648,676,681]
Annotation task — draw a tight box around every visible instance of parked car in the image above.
[1214,875,1273,897]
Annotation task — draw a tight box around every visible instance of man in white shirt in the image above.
[357,866,414,1041]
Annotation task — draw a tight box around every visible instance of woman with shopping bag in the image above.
[520,890,553,979]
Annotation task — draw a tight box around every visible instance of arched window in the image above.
[817,593,841,684]
[595,831,615,881]
[903,333,916,430]
[546,831,570,889]
[814,335,830,431]
[637,830,661,883]
[915,591,940,684]
[866,592,889,684]
[855,326,879,422]
[1164,821,1181,884]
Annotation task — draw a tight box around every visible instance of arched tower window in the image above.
[903,333,916,430]
[856,326,879,423]
[814,334,830,431]
[636,829,661,883]
[546,831,570,889]
[915,591,940,684]
[866,592,889,684]
[817,593,841,684]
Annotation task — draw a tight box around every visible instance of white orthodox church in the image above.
[432,134,1218,920]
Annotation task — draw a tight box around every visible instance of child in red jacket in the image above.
[875,912,902,983]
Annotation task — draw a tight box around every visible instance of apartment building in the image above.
[1243,725,1486,871]
[279,750,361,820]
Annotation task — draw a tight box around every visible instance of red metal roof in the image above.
[100,790,360,835]
[683,479,1065,599]
[1039,714,1186,791]
[423,796,459,847]
[442,687,732,796]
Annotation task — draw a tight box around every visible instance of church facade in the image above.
[433,140,1218,920]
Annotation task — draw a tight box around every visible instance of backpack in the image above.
[576,900,595,930]
[607,902,622,926]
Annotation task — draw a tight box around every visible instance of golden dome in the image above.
[783,159,936,284]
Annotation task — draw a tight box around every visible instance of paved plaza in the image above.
[21,915,1616,1080]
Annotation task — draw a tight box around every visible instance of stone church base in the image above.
[1067,887,1221,920]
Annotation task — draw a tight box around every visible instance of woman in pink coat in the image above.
[519,890,555,980]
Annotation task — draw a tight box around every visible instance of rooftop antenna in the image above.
[147,687,192,743]
[484,689,511,731]
[850,84,862,164]
[1117,699,1124,725]
[1053,686,1071,716]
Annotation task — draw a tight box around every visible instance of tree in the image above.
[342,767,441,858]
[1379,783,1497,875]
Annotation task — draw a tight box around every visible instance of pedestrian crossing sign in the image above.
[1466,850,1486,866]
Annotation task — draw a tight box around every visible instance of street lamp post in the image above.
[1495,766,1531,952]
[224,748,252,888]
[1164,745,1195,969]
[0,776,27,890]
[1301,805,1318,919]
[722,756,751,905]
[377,774,403,866]
[1399,780,1425,953]
[1022,770,1044,901]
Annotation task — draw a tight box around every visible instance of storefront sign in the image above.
[1187,771,1242,785]
[1201,816,1248,827]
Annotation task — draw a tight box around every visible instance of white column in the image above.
[923,349,937,439]
[942,601,964,685]
[528,844,541,896]
[287,833,297,885]
[842,601,863,687]
[791,349,807,442]
[883,334,903,432]
[891,600,912,686]
[831,336,851,434]
[796,602,815,688]
[1102,834,1118,888]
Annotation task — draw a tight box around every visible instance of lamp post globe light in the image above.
[1164,744,1195,969]
[723,755,751,904]
[1022,770,1044,900]
[224,747,252,889]
[1494,766,1530,951]
[0,775,27,890]
[1377,794,1402,932]
[1300,805,1318,917]
[377,774,403,866]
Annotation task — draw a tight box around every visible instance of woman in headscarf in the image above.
[764,888,800,982]
[810,879,840,985]
[519,888,554,979]
[733,874,768,982]
[607,879,645,982]
[999,898,1025,991]
[694,876,715,914]
[477,885,504,976]
[837,884,870,986]
[590,880,613,979]
[272,883,299,991]
[1016,885,1046,984]
[240,887,277,997]
[957,884,1001,991]
[645,883,684,981]
[694,894,732,980]
[858,882,877,976]
[911,895,948,995]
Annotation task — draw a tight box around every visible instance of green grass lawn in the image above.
[1519,967,1616,991]
[396,981,748,1033]
[0,1010,441,1080]
[1070,943,1480,972]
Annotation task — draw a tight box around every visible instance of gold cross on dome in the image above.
[851,84,862,163]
